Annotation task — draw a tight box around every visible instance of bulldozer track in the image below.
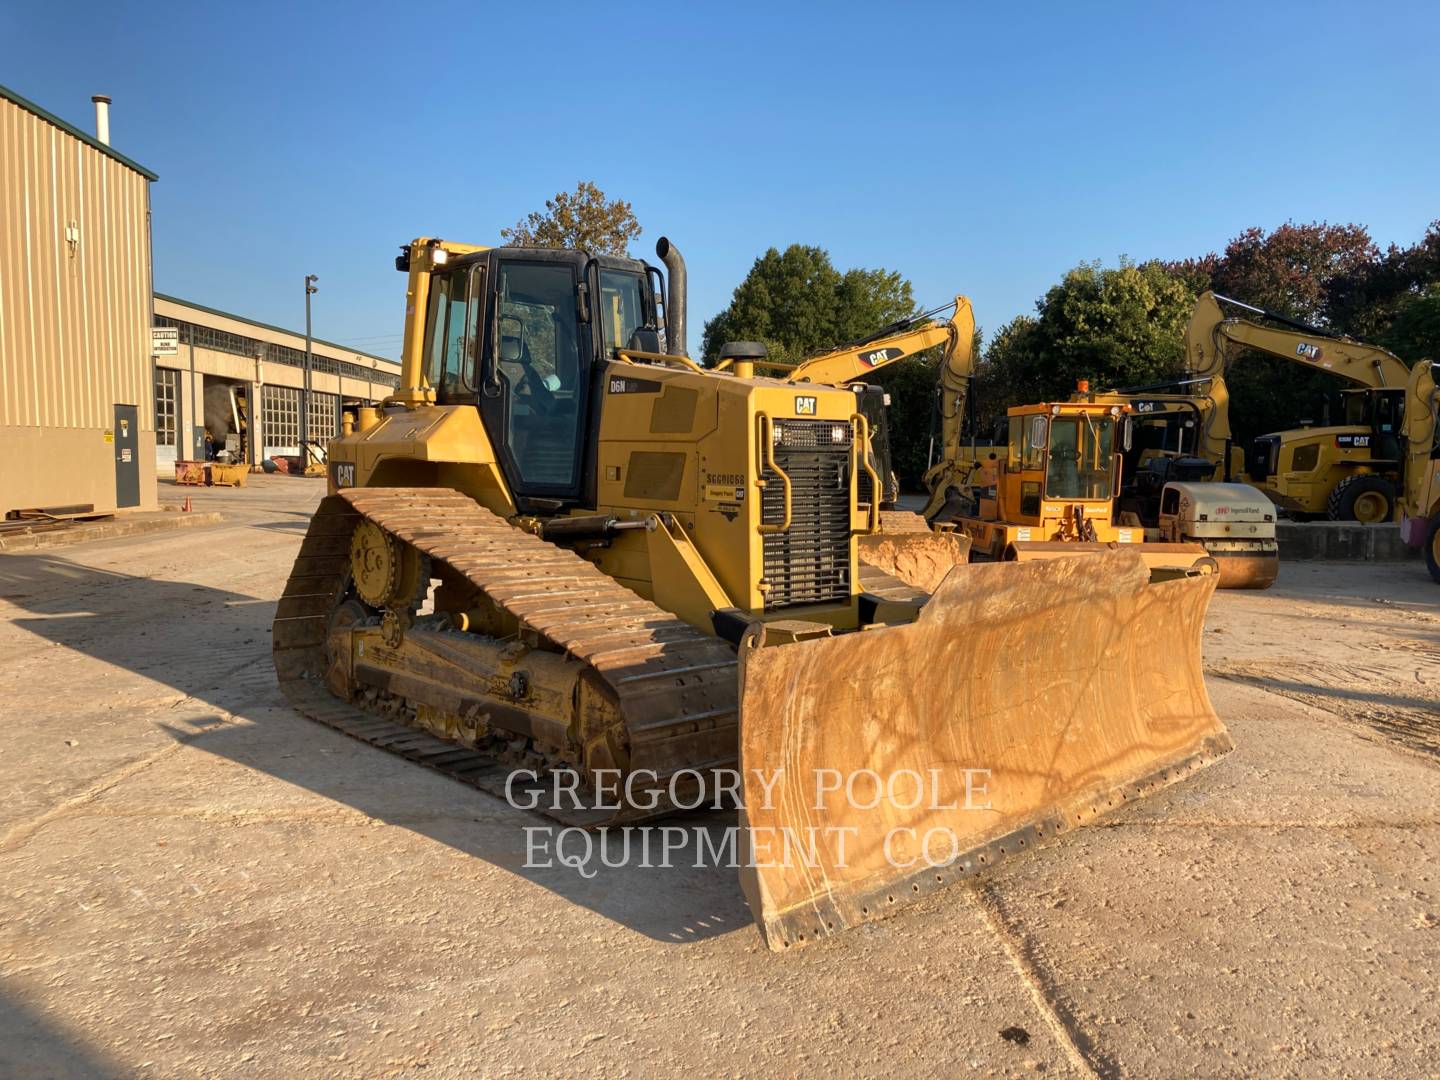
[273,487,739,825]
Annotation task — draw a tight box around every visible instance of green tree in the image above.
[1165,221,1378,321]
[1326,221,1440,341]
[701,245,930,484]
[977,260,1195,430]
[500,181,642,256]
[1383,282,1440,363]
[1160,221,1384,446]
[700,245,914,366]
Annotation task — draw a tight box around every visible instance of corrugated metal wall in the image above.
[0,96,152,432]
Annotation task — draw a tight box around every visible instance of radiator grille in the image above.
[761,420,853,609]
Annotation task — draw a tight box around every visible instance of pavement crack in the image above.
[0,743,185,856]
[967,882,1114,1079]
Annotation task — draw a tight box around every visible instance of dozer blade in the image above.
[735,550,1230,950]
[1008,540,1217,581]
[857,527,972,593]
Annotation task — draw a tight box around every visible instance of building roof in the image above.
[155,293,400,368]
[0,82,158,181]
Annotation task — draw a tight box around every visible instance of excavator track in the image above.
[273,487,739,825]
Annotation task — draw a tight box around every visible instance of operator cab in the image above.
[409,246,664,508]
[1340,387,1406,462]
[999,403,1124,523]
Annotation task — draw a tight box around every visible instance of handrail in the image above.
[614,348,707,375]
[756,413,792,535]
[850,412,881,535]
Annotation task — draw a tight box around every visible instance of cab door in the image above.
[478,256,592,503]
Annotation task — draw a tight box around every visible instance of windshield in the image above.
[599,270,646,356]
[495,261,584,488]
[1045,415,1115,500]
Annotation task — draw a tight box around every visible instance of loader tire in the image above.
[1425,514,1440,584]
[1326,474,1394,524]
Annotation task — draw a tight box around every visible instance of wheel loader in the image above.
[273,236,1231,949]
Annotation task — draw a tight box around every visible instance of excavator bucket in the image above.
[857,511,972,592]
[736,550,1230,950]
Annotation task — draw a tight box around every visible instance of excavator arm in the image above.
[1186,290,1411,390]
[1180,291,1413,475]
[916,298,979,520]
[779,296,971,386]
[1401,360,1439,534]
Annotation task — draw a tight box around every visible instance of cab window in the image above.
[422,266,480,401]
[599,270,646,356]
[1044,415,1115,501]
[491,261,585,489]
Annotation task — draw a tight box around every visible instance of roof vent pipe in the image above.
[91,95,111,145]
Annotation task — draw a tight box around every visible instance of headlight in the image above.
[831,424,848,444]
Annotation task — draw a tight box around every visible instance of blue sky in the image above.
[4,1,1437,359]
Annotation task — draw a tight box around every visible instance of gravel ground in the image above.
[1,477,1436,1078]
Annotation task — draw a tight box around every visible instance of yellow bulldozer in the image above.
[273,237,1231,949]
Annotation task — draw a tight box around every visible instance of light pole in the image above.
[302,274,318,461]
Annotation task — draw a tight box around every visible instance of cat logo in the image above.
[333,461,356,488]
[795,396,817,416]
[858,346,903,368]
[1296,342,1324,361]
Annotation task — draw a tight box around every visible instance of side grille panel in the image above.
[761,420,853,610]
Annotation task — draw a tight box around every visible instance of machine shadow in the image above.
[0,553,753,946]
[0,991,120,1079]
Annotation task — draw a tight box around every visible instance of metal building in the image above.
[0,84,157,518]
[152,296,400,468]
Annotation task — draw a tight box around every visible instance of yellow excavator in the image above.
[1183,292,1412,522]
[273,237,1230,949]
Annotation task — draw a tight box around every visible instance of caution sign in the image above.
[152,327,180,356]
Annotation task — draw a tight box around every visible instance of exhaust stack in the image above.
[655,237,687,357]
[91,95,111,145]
